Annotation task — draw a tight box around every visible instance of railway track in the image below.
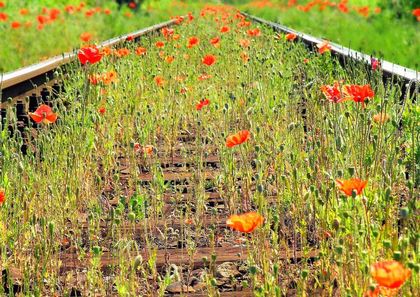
[0,7,418,296]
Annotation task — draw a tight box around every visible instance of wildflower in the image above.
[412,8,420,17]
[99,107,105,114]
[239,39,250,48]
[373,113,389,123]
[125,12,132,18]
[371,57,380,70]
[321,84,348,103]
[143,145,154,153]
[226,130,251,148]
[0,2,5,8]
[247,28,262,37]
[202,54,217,66]
[185,219,193,224]
[227,212,264,233]
[165,55,174,63]
[154,77,166,86]
[103,8,111,14]
[369,260,411,296]
[343,84,374,108]
[80,32,92,42]
[187,36,200,48]
[241,52,249,62]
[126,35,133,41]
[0,12,7,22]
[317,40,332,53]
[155,41,164,47]
[29,105,58,124]
[161,27,174,39]
[0,188,4,204]
[129,2,136,8]
[286,33,297,40]
[136,46,146,55]
[220,26,230,33]
[78,45,102,65]
[303,58,308,63]
[210,38,220,45]
[195,98,210,111]
[172,34,180,40]
[336,178,367,196]
[114,48,130,57]
[198,74,211,80]
[102,46,112,56]
[19,9,29,15]
[11,21,20,28]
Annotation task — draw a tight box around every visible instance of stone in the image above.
[216,262,240,278]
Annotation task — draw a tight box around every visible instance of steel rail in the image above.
[0,18,177,103]
[240,12,419,100]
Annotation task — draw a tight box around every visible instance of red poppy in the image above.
[99,107,105,114]
[237,20,251,27]
[303,58,308,63]
[412,8,420,16]
[226,130,251,148]
[0,12,7,22]
[29,105,58,124]
[185,219,193,224]
[78,45,102,65]
[195,98,210,111]
[162,27,174,38]
[102,46,111,56]
[317,40,332,53]
[11,21,20,28]
[247,29,262,37]
[241,52,249,62]
[210,38,220,44]
[136,46,146,55]
[19,9,29,15]
[227,212,264,233]
[165,55,174,63]
[173,34,180,40]
[336,178,367,196]
[129,2,136,8]
[80,32,92,42]
[371,58,380,70]
[343,84,374,108]
[143,145,154,153]
[370,260,411,290]
[154,77,166,86]
[187,36,200,48]
[0,2,5,8]
[321,84,348,103]
[155,41,164,47]
[126,35,133,41]
[0,188,4,204]
[103,8,111,14]
[286,33,297,40]
[125,12,132,18]
[202,54,217,66]
[114,48,130,57]
[220,26,230,33]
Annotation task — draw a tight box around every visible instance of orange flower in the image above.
[343,84,374,108]
[210,38,220,44]
[412,8,420,16]
[187,36,200,48]
[143,145,154,153]
[336,179,367,196]
[317,40,332,53]
[11,21,20,28]
[227,212,264,233]
[155,41,164,47]
[29,105,58,124]
[101,46,111,56]
[136,46,146,55]
[373,113,389,123]
[241,52,249,62]
[195,98,210,111]
[165,55,174,63]
[78,45,102,65]
[125,12,132,18]
[80,32,92,42]
[202,54,217,66]
[154,77,166,86]
[161,27,174,39]
[226,130,251,148]
[286,33,297,40]
[321,84,348,103]
[103,8,111,14]
[0,12,7,22]
[220,26,230,33]
[237,20,251,27]
[0,188,4,204]
[247,29,262,37]
[114,48,130,57]
[371,260,411,290]
[102,71,118,85]
[20,9,29,15]
[173,34,180,40]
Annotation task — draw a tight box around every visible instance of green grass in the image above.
[237,0,420,69]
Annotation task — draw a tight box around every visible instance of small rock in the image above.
[216,262,240,278]
[193,282,207,291]
[166,282,195,293]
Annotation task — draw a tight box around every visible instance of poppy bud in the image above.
[336,245,344,255]
[242,281,248,288]
[333,218,340,230]
[7,97,12,104]
[384,187,391,201]
[128,212,136,222]
[93,246,101,256]
[49,221,54,236]
[249,266,257,275]
[115,218,121,225]
[393,251,402,261]
[301,269,309,279]
[115,208,122,216]
[347,167,354,175]
[407,180,413,190]
[400,207,409,218]
[133,255,143,269]
[372,230,379,237]
[211,278,217,286]
[202,256,207,263]
[211,254,217,261]
[383,239,391,249]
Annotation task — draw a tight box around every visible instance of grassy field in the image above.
[1,4,419,296]
[236,0,420,69]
